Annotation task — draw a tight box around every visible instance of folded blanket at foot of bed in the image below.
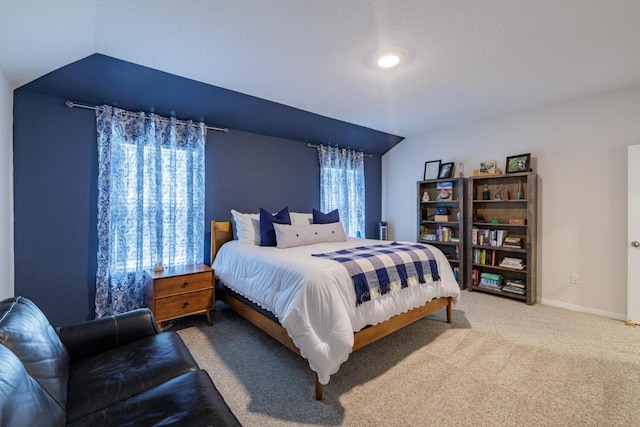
[313,242,441,305]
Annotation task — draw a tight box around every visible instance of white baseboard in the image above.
[538,297,627,322]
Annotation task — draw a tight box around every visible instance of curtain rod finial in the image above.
[65,100,74,108]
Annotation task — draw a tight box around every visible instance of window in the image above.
[318,145,365,238]
[95,106,205,316]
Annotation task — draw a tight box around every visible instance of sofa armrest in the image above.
[57,308,160,362]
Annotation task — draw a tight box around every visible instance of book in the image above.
[499,257,525,270]
[479,281,503,290]
[436,181,453,201]
[505,283,525,289]
[480,272,502,280]
[502,285,525,295]
[436,226,453,242]
[472,228,508,247]
[473,248,498,266]
[503,236,523,249]
[479,271,504,290]
[505,278,525,286]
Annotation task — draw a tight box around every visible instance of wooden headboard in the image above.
[210,221,233,266]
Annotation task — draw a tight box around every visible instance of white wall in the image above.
[0,69,14,299]
[383,85,640,319]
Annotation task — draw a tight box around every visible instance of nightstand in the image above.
[144,264,214,328]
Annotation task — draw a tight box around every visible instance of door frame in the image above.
[627,145,640,324]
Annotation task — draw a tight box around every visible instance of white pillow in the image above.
[273,222,347,249]
[290,212,313,226]
[230,210,260,245]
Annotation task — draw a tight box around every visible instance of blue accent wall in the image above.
[13,90,382,325]
[14,92,98,325]
[20,54,403,156]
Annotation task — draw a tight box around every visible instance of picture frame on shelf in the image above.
[438,162,454,179]
[505,153,531,173]
[478,160,496,175]
[436,181,453,201]
[423,160,441,180]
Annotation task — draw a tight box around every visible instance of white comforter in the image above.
[212,238,461,384]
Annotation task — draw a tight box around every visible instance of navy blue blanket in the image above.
[312,242,441,305]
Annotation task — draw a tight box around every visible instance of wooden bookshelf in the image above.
[465,172,537,304]
[417,177,466,288]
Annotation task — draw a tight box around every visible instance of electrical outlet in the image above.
[570,273,580,284]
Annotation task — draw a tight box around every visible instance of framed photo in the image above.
[423,160,441,180]
[478,160,496,175]
[436,181,453,201]
[438,162,454,179]
[506,153,531,173]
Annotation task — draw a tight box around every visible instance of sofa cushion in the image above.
[67,370,241,427]
[0,344,66,427]
[65,331,199,423]
[57,308,159,363]
[0,296,69,409]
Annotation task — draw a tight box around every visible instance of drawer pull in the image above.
[181,282,189,288]
[182,302,189,309]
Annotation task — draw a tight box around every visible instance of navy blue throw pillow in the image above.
[313,208,340,224]
[259,207,291,246]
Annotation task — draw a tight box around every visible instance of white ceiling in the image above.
[2,0,640,138]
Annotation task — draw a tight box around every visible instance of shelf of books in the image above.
[465,172,537,304]
[417,177,466,288]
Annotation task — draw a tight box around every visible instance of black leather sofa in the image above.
[0,296,241,426]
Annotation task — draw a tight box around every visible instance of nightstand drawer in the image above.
[154,289,213,321]
[154,271,213,297]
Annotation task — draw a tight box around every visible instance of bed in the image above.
[210,218,461,400]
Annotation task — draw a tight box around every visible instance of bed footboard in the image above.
[219,284,452,400]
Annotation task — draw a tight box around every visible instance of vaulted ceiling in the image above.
[2,0,640,152]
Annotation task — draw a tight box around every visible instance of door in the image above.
[628,145,640,324]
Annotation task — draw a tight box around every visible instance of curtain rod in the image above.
[65,100,229,133]
[306,143,373,158]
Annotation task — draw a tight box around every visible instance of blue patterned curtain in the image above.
[318,145,365,238]
[95,106,206,317]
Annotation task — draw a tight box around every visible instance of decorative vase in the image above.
[517,179,525,200]
[482,184,490,200]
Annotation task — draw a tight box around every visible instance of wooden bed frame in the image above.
[210,220,452,400]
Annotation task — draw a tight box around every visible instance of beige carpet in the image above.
[176,291,640,426]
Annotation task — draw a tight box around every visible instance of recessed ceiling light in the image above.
[377,53,401,69]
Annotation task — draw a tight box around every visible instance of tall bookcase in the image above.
[417,178,466,289]
[465,172,537,304]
